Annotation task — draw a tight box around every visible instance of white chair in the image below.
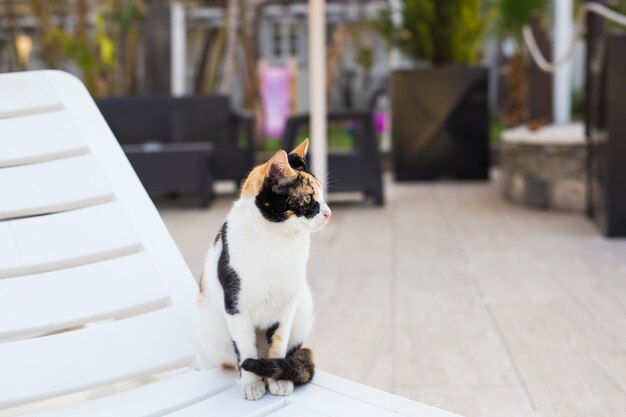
[0,71,460,417]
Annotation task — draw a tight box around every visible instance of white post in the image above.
[309,0,327,189]
[553,0,573,123]
[220,0,239,94]
[388,0,402,69]
[171,0,186,96]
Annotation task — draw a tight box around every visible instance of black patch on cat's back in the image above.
[217,222,241,314]
[232,339,241,374]
[213,228,222,245]
[266,322,280,344]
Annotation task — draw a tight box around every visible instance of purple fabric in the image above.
[261,66,291,138]
[374,111,388,135]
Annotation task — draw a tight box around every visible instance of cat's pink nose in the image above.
[323,209,332,219]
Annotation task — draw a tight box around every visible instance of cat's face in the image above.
[241,139,331,233]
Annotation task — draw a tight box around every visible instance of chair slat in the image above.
[0,154,114,220]
[0,253,169,341]
[28,370,234,417]
[0,308,196,409]
[0,110,87,168]
[0,202,141,278]
[0,223,21,269]
[311,371,460,417]
[165,386,285,417]
[267,404,327,417]
[288,383,412,417]
[0,73,63,118]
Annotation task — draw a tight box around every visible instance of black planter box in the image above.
[587,35,626,237]
[391,67,489,181]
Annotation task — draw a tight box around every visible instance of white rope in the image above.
[523,2,626,73]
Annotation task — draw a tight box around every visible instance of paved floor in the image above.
[158,178,626,417]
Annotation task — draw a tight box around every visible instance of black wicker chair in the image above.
[97,95,254,207]
[281,91,385,205]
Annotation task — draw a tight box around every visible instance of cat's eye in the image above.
[303,194,312,204]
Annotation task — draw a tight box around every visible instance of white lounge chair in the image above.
[0,71,460,417]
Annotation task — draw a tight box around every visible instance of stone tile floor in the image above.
[158,178,626,417]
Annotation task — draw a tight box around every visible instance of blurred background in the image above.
[2,1,626,417]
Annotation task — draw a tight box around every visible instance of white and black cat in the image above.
[197,139,331,400]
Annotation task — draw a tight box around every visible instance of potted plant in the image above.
[492,0,547,127]
[377,0,493,180]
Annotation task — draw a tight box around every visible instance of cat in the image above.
[197,139,332,401]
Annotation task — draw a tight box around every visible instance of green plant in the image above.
[490,0,546,126]
[491,0,546,49]
[42,6,117,95]
[377,0,493,65]
[106,0,146,95]
[31,0,145,97]
[490,115,505,145]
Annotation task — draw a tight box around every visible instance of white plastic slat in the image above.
[0,253,168,341]
[0,308,196,409]
[29,370,235,417]
[0,110,87,167]
[0,223,20,269]
[0,202,142,278]
[287,383,405,417]
[289,384,453,417]
[46,71,203,359]
[165,386,285,417]
[0,72,63,118]
[268,404,326,417]
[0,154,114,220]
[309,372,461,417]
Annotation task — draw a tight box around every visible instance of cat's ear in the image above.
[266,150,296,188]
[290,138,309,158]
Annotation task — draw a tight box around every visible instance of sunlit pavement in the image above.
[159,176,626,417]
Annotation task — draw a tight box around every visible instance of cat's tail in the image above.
[241,347,315,386]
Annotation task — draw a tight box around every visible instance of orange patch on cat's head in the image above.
[291,138,309,159]
[241,150,296,197]
[240,140,329,228]
[241,140,318,199]
[239,139,325,227]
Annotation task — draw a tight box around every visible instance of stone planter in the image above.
[499,124,586,212]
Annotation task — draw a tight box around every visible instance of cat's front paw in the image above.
[241,381,266,400]
[268,379,294,396]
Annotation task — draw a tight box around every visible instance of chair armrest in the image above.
[287,110,373,125]
[229,112,256,152]
[230,111,255,129]
[327,109,372,121]
[282,110,374,150]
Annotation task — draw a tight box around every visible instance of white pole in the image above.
[389,0,402,69]
[309,0,327,189]
[220,0,238,94]
[553,0,573,123]
[171,0,186,96]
